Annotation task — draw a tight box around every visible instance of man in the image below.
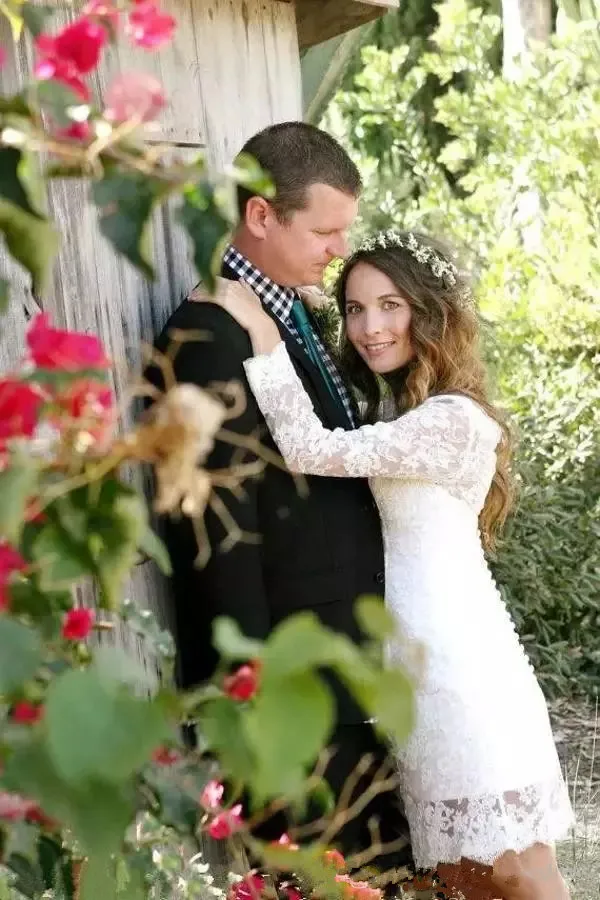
[148,122,412,878]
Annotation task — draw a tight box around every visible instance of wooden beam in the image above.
[296,0,398,51]
[302,24,373,123]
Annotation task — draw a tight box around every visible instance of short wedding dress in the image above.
[244,342,573,868]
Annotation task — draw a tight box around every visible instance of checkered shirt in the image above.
[223,245,355,425]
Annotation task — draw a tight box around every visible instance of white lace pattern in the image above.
[244,343,574,867]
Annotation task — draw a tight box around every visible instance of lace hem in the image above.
[404,775,574,868]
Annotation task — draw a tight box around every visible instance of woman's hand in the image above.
[189,277,281,356]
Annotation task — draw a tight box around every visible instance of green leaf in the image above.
[36,80,85,129]
[244,671,333,803]
[354,669,415,748]
[0,458,39,544]
[0,618,42,693]
[0,0,23,40]
[45,668,169,784]
[79,855,118,900]
[93,490,148,609]
[31,522,94,587]
[21,1,54,36]
[230,152,275,200]
[4,742,133,857]
[0,93,31,116]
[0,277,9,314]
[354,594,396,640]
[0,197,59,293]
[92,173,168,279]
[212,616,264,661]
[261,612,357,681]
[138,523,172,575]
[178,182,231,291]
[7,580,72,634]
[0,148,43,219]
[199,697,255,783]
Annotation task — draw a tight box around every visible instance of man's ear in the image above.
[244,196,272,239]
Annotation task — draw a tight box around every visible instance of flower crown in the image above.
[357,230,459,287]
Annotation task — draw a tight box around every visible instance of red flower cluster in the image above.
[35,18,107,101]
[11,702,44,725]
[62,607,95,640]
[126,1,175,49]
[104,72,166,124]
[0,380,45,453]
[223,660,261,702]
[152,745,182,766]
[31,0,174,130]
[228,874,265,900]
[27,314,109,371]
[199,778,244,839]
[207,803,243,839]
[0,543,27,612]
[335,875,382,900]
[0,792,55,829]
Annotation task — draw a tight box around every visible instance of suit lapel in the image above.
[220,263,352,431]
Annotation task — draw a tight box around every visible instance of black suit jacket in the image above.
[145,265,385,724]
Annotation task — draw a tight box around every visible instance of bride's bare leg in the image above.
[490,843,570,899]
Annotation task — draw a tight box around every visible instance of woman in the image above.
[199,231,573,899]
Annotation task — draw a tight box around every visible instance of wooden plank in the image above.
[191,0,302,171]
[296,0,398,50]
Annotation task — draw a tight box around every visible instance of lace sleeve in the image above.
[244,343,498,481]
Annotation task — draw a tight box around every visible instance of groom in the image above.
[149,122,412,877]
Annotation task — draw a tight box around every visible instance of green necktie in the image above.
[290,298,341,407]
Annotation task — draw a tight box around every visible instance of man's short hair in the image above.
[236,121,362,222]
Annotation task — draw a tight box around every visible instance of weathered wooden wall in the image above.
[0,0,301,634]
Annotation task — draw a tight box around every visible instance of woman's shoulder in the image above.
[421,393,503,441]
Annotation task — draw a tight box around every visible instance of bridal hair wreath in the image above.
[358,230,467,297]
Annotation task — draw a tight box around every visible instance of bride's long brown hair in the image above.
[334,232,515,552]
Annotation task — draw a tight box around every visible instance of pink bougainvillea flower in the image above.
[206,803,243,839]
[33,54,90,101]
[271,833,299,851]
[0,45,6,68]
[0,543,27,612]
[228,874,265,900]
[62,607,95,640]
[0,792,37,821]
[54,378,115,446]
[37,18,107,75]
[11,702,44,725]
[82,0,120,29]
[126,1,175,50]
[283,888,302,900]
[152,745,181,765]
[223,660,261,702]
[335,876,382,900]
[323,849,346,872]
[0,379,45,451]
[104,71,166,124]
[27,313,110,371]
[200,779,224,811]
[56,120,92,141]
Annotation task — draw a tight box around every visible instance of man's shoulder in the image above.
[156,289,249,345]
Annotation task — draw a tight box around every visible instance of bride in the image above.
[196,230,573,899]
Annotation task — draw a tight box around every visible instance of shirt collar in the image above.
[222,244,296,320]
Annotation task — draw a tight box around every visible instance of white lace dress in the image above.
[244,343,573,869]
